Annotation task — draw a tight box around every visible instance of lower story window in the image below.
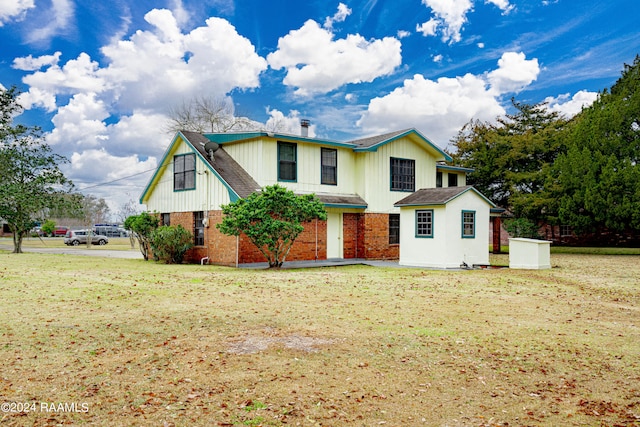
[462,210,475,238]
[194,211,205,246]
[416,210,433,237]
[161,213,170,226]
[389,214,400,244]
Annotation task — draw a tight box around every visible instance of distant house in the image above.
[140,124,496,268]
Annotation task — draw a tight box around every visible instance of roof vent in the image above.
[300,119,310,137]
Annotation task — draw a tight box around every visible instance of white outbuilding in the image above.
[394,186,495,269]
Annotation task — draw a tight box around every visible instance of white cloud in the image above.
[397,30,411,39]
[477,42,485,48]
[433,54,443,63]
[486,0,513,13]
[418,0,513,43]
[357,51,540,146]
[25,0,74,44]
[545,90,598,117]
[267,19,401,96]
[418,0,473,43]
[0,0,34,26]
[264,108,316,137]
[324,3,352,29]
[487,51,539,94]
[14,8,268,212]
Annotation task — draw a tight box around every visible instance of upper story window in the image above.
[416,210,434,238]
[448,173,458,187]
[278,142,297,182]
[436,171,443,188]
[174,153,196,191]
[390,157,415,192]
[462,210,475,238]
[321,148,337,185]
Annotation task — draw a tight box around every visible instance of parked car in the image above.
[64,230,109,246]
[52,226,69,237]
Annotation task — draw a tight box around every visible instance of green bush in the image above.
[41,219,56,236]
[150,225,193,264]
[504,217,542,239]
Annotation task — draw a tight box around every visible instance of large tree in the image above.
[217,184,327,268]
[166,96,260,134]
[124,212,159,260]
[552,55,640,233]
[0,86,75,253]
[449,99,568,224]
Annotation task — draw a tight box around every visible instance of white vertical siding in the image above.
[398,191,490,268]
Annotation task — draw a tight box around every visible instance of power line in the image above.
[76,166,162,191]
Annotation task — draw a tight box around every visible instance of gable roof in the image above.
[349,128,452,162]
[394,185,495,208]
[139,131,262,204]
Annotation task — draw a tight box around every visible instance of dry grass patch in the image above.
[0,252,639,426]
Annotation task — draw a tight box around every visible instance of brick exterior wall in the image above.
[360,213,399,260]
[166,210,400,265]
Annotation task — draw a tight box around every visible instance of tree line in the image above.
[448,55,640,239]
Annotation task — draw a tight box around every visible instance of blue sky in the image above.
[0,0,637,214]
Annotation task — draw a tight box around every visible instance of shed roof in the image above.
[394,185,495,208]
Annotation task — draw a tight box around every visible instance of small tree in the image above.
[217,184,327,268]
[41,219,56,236]
[124,212,159,260]
[150,225,193,264]
[0,86,75,253]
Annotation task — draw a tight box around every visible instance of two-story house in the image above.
[140,125,495,267]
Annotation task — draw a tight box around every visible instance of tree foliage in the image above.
[217,184,327,268]
[551,55,640,233]
[0,86,75,253]
[448,100,568,225]
[124,212,159,260]
[150,225,194,264]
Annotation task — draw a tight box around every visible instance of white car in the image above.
[63,230,109,246]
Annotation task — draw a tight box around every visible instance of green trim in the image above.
[277,141,297,182]
[353,129,453,162]
[415,209,434,238]
[205,131,355,149]
[436,164,475,173]
[461,210,476,239]
[394,186,496,208]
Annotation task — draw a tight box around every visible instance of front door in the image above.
[326,211,343,259]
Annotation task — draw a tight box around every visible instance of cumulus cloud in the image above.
[13,8,267,212]
[544,90,598,117]
[267,19,401,96]
[357,51,540,146]
[0,0,34,26]
[418,0,512,43]
[487,51,539,94]
[265,108,316,137]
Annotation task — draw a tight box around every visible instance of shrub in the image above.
[41,219,56,236]
[150,225,193,264]
[504,217,542,239]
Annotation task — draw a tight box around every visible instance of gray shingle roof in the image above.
[394,185,494,207]
[181,130,261,199]
[348,129,412,148]
[311,193,367,208]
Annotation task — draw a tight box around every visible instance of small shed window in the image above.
[416,210,433,238]
[462,210,475,238]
